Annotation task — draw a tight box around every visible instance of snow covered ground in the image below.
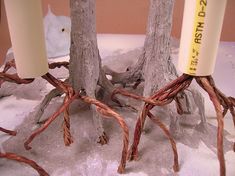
[0,34,234,176]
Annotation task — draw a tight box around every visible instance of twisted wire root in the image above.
[18,73,129,173]
[2,59,68,71]
[0,152,49,176]
[196,77,226,176]
[0,72,34,85]
[0,62,129,173]
[62,81,75,147]
[112,88,163,106]
[0,127,17,136]
[196,76,235,175]
[0,60,67,87]
[80,95,129,174]
[24,93,79,150]
[147,112,179,172]
[113,74,192,172]
[127,104,149,161]
[63,97,73,146]
[113,74,234,176]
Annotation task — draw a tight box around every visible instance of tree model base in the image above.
[113,74,235,176]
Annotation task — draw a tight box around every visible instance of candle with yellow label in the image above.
[178,0,227,76]
[4,0,49,78]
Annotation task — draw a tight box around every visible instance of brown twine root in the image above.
[0,72,34,85]
[20,73,76,150]
[196,76,226,176]
[2,59,68,71]
[43,73,75,146]
[0,152,49,176]
[147,112,179,172]
[0,60,68,87]
[24,89,129,173]
[129,75,192,165]
[0,61,130,173]
[24,92,79,150]
[63,96,74,146]
[79,94,129,174]
[113,74,192,159]
[12,71,128,173]
[112,74,235,176]
[0,62,130,173]
[0,127,17,136]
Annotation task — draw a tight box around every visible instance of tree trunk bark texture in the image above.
[69,0,105,140]
[69,0,99,93]
[142,0,174,96]
[140,0,206,135]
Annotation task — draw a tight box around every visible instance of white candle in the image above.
[4,0,49,78]
[178,0,227,76]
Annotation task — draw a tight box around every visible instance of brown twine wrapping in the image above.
[0,61,129,173]
[80,95,129,174]
[113,74,235,176]
[113,74,192,172]
[24,92,79,150]
[0,152,49,176]
[196,77,225,176]
[63,96,74,146]
[0,72,34,85]
[2,59,232,175]
[0,127,17,136]
[148,112,179,172]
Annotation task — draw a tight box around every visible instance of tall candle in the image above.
[178,0,227,76]
[4,0,49,78]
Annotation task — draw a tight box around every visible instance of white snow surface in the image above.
[0,34,235,176]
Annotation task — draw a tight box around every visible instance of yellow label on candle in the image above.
[187,0,207,75]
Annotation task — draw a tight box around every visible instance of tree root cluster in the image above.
[1,60,234,176]
[112,74,235,176]
[0,60,129,174]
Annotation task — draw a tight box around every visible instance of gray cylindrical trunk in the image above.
[69,0,105,139]
[69,0,99,94]
[143,0,174,96]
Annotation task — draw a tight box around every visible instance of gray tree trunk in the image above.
[102,0,179,89]
[143,0,174,96]
[140,0,178,134]
[102,0,206,135]
[69,0,105,141]
[68,0,206,140]
[139,0,206,135]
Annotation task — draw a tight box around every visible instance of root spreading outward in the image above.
[0,60,234,176]
[0,127,17,136]
[0,152,49,176]
[0,60,129,174]
[112,74,235,176]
